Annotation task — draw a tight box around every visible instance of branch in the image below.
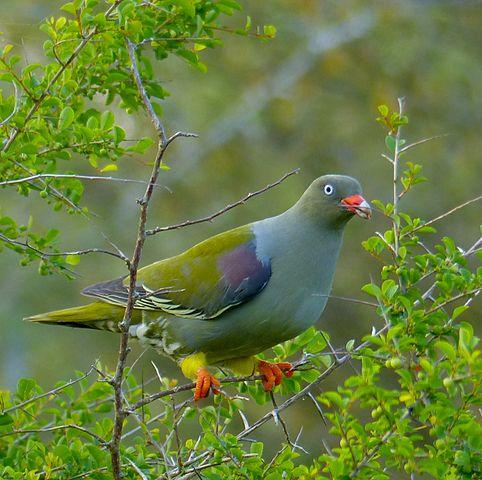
[0,423,106,444]
[126,39,167,144]
[1,367,94,414]
[406,194,482,236]
[399,133,449,154]
[146,168,300,236]
[392,96,405,258]
[425,288,481,316]
[0,233,130,265]
[0,80,20,127]
[0,173,170,191]
[108,34,176,480]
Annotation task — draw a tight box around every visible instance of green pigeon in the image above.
[27,175,370,400]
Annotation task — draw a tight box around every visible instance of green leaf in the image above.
[452,305,469,320]
[58,106,75,130]
[100,164,118,173]
[100,111,115,130]
[362,283,381,299]
[65,254,80,265]
[60,2,77,15]
[263,25,277,38]
[385,135,396,153]
[377,104,389,116]
[17,377,37,401]
[250,442,263,456]
[435,340,456,362]
[127,137,154,154]
[0,413,13,427]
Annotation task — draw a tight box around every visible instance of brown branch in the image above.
[108,34,181,479]
[126,39,167,143]
[146,168,300,236]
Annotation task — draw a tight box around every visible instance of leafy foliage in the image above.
[0,0,275,274]
[0,1,480,479]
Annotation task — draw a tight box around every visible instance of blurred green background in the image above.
[0,0,481,455]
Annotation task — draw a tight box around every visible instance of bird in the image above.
[27,174,370,400]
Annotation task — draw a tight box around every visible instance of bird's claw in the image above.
[194,368,220,401]
[257,360,294,391]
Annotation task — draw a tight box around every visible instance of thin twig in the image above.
[425,288,481,316]
[146,168,300,236]
[312,293,378,308]
[0,423,106,444]
[0,233,129,265]
[406,195,482,236]
[126,39,167,144]
[2,367,94,414]
[0,173,170,191]
[399,133,449,154]
[0,81,20,127]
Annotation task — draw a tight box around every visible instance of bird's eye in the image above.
[324,184,334,196]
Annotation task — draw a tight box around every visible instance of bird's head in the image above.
[296,174,371,228]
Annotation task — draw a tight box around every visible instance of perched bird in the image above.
[27,175,370,400]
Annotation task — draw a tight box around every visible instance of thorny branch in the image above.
[108,36,173,479]
[107,36,299,479]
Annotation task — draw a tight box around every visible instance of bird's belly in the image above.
[166,285,329,363]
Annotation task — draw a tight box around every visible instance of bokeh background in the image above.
[1,0,481,458]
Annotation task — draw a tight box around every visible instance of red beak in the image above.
[340,194,371,219]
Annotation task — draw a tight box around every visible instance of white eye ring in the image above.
[324,184,334,196]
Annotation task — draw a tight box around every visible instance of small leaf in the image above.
[100,164,118,173]
[385,135,396,153]
[65,254,80,265]
[0,413,13,427]
[263,24,277,38]
[100,111,115,130]
[377,104,389,116]
[58,106,75,129]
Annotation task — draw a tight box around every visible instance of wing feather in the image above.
[82,225,271,320]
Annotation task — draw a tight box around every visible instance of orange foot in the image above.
[194,368,221,401]
[257,360,294,392]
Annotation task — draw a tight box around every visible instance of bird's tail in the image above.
[25,301,141,332]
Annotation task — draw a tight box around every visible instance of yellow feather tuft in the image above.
[222,356,257,376]
[180,352,208,379]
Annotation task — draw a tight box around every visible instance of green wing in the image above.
[82,225,271,320]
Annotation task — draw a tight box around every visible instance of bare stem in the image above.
[392,97,405,257]
[147,169,300,236]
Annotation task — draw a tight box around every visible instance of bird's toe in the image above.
[257,360,294,391]
[194,368,220,401]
